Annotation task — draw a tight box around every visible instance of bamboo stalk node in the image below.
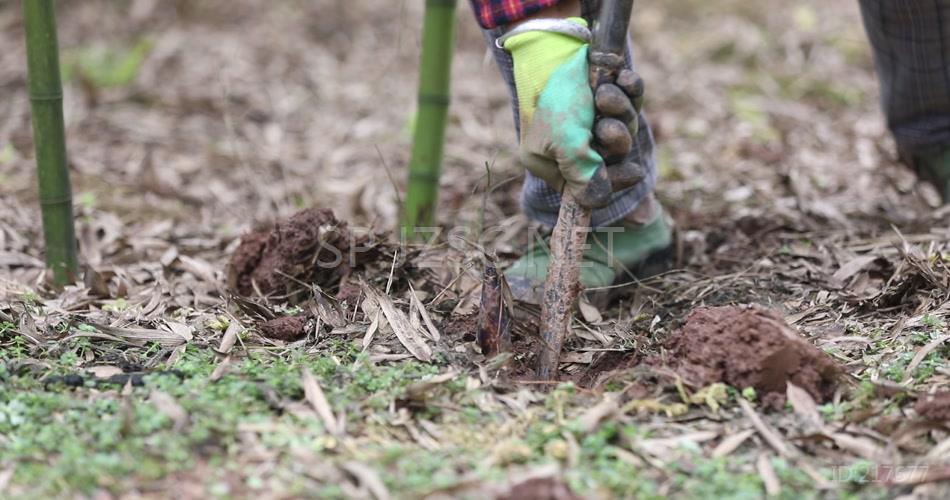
[39,194,73,205]
[29,91,64,101]
[417,94,450,106]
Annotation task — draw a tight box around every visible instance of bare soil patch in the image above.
[666,305,842,409]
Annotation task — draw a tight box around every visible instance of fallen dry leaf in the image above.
[210,355,232,382]
[217,319,241,355]
[408,284,441,342]
[163,321,195,342]
[903,334,950,383]
[301,368,341,436]
[149,390,189,431]
[86,365,124,378]
[342,462,391,500]
[577,393,620,434]
[578,296,603,324]
[362,307,380,351]
[786,383,824,431]
[830,432,887,461]
[92,323,190,347]
[362,284,431,362]
[635,432,719,462]
[756,453,781,496]
[738,399,797,459]
[831,255,885,286]
[711,429,755,458]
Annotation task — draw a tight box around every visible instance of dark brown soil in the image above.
[499,476,581,500]
[576,350,643,389]
[442,312,479,342]
[915,391,950,421]
[335,278,363,305]
[259,316,310,341]
[666,305,841,409]
[228,208,351,300]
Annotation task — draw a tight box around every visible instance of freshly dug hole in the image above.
[228,208,351,300]
[666,305,841,409]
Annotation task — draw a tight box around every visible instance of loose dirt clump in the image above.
[916,391,950,421]
[666,305,841,409]
[259,316,310,341]
[228,208,351,300]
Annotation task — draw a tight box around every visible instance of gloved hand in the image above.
[504,18,646,209]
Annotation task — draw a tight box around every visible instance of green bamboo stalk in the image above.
[23,0,78,284]
[401,0,457,238]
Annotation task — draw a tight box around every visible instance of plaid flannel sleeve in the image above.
[469,0,562,29]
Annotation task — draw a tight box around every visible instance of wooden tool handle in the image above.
[536,0,635,380]
[536,192,592,380]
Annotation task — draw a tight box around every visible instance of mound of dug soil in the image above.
[667,305,841,409]
[259,316,310,342]
[228,208,351,300]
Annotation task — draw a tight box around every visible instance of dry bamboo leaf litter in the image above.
[1,0,949,496]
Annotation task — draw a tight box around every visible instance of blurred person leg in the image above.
[859,0,950,203]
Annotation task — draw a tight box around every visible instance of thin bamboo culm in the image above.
[401,0,457,238]
[23,0,78,284]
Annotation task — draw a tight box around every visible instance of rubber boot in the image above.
[505,209,674,306]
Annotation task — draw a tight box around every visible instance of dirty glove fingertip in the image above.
[574,165,613,209]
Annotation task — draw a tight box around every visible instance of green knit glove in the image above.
[504,19,607,207]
